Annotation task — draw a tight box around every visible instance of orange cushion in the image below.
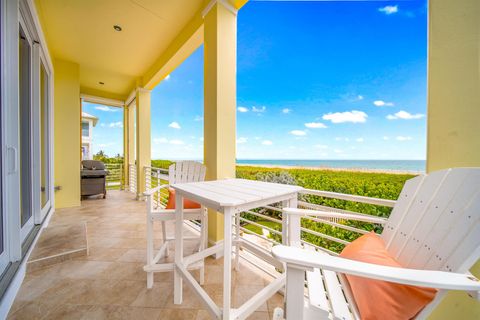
[340,232,437,320]
[165,188,201,209]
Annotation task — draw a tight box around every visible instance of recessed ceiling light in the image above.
[113,25,122,32]
[99,82,105,85]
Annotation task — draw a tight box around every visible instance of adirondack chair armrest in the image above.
[283,208,387,224]
[272,245,480,292]
[143,184,170,197]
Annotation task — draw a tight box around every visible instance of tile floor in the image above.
[8,191,283,319]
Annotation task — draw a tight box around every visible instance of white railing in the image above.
[234,188,395,260]
[142,172,396,271]
[129,164,137,194]
[144,166,170,207]
[105,163,124,190]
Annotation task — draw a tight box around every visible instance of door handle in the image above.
[7,146,18,174]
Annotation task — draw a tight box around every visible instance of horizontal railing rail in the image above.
[105,163,124,190]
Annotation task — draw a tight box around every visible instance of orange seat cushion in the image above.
[165,188,201,210]
[340,232,437,320]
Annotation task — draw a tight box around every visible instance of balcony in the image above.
[9,164,406,319]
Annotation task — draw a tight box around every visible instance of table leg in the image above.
[174,193,184,304]
[223,207,233,320]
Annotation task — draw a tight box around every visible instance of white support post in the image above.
[234,211,240,271]
[287,196,299,247]
[281,200,289,246]
[174,193,184,304]
[285,267,305,320]
[223,207,233,320]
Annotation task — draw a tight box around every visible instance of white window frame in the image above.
[0,0,11,272]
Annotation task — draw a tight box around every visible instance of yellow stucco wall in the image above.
[53,59,81,208]
[426,0,480,318]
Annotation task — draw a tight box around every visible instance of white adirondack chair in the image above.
[272,168,480,320]
[143,161,208,289]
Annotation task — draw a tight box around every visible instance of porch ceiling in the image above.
[34,0,205,99]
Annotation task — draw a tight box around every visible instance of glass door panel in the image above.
[40,61,50,212]
[19,23,33,239]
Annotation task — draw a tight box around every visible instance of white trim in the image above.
[202,0,238,18]
[125,90,136,107]
[24,0,52,72]
[80,94,124,108]
[0,0,11,272]
[136,87,152,94]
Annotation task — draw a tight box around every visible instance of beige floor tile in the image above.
[8,190,284,320]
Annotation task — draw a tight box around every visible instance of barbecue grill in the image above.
[81,160,108,199]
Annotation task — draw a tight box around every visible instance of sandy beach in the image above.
[236,163,422,175]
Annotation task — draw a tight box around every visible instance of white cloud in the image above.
[314,144,328,149]
[335,137,350,142]
[387,110,425,120]
[237,137,248,144]
[100,123,105,127]
[334,149,344,154]
[169,139,184,145]
[356,138,364,142]
[237,106,249,113]
[373,100,394,107]
[396,136,413,141]
[282,108,291,114]
[261,140,273,145]
[357,95,364,101]
[108,121,123,128]
[290,130,307,136]
[252,106,266,113]
[168,121,181,129]
[383,136,390,141]
[322,110,367,124]
[165,74,171,81]
[194,115,203,122]
[95,106,119,112]
[199,137,204,142]
[305,122,327,129]
[153,137,168,144]
[378,5,398,15]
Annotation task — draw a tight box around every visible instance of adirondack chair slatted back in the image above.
[168,161,206,185]
[381,168,480,273]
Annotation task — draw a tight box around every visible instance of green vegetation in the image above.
[236,166,415,252]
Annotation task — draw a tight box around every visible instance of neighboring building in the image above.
[81,112,98,160]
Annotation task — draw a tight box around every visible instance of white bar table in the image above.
[172,178,302,320]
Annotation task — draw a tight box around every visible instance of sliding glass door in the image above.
[0,0,10,272]
[19,20,34,240]
[39,58,52,219]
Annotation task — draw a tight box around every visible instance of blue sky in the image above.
[84,0,428,161]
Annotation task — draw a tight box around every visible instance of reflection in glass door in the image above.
[19,23,34,240]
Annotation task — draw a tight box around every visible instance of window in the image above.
[82,121,89,137]
[40,61,50,210]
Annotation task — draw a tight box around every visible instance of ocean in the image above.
[236,159,426,173]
